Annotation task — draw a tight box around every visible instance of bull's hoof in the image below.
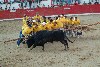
[28,48,33,52]
[64,49,67,51]
[22,41,26,44]
[67,47,69,49]
[17,45,20,48]
[42,49,45,51]
[28,50,31,52]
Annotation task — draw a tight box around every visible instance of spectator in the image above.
[74,1,78,5]
[51,5,54,8]
[24,6,28,9]
[33,6,35,9]
[24,0,27,7]
[57,3,58,5]
[21,0,24,8]
[5,4,7,10]
[43,4,45,7]
[37,5,40,8]
[94,0,99,4]
[8,7,10,10]
[32,0,34,3]
[32,0,34,5]
[88,2,92,5]
[48,5,50,8]
[28,0,32,8]
[5,7,7,10]
[83,1,87,5]
[12,7,15,10]
[0,7,3,11]
[60,2,63,7]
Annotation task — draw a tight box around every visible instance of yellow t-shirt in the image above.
[46,23,54,30]
[74,19,80,25]
[53,20,56,23]
[40,19,49,23]
[59,18,69,26]
[33,15,42,20]
[60,17,66,23]
[22,26,33,36]
[22,24,28,31]
[68,20,74,25]
[52,24,59,29]
[33,26,42,32]
[64,18,69,25]
[46,19,50,23]
[34,22,40,26]
[40,25,47,30]
[56,19,63,28]
[22,16,28,25]
[22,20,27,25]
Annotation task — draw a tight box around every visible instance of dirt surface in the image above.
[0,15,100,67]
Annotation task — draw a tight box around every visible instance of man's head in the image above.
[75,17,77,20]
[42,16,46,19]
[33,20,36,23]
[34,24,38,28]
[53,22,57,26]
[62,14,64,16]
[27,21,32,27]
[65,16,67,18]
[23,14,27,18]
[36,18,40,23]
[70,17,73,21]
[60,15,63,18]
[0,7,2,9]
[48,17,51,20]
[56,17,58,20]
[50,19,53,23]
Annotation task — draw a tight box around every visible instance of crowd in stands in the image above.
[0,0,99,11]
[82,0,99,5]
[21,13,80,37]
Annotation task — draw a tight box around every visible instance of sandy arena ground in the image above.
[0,15,100,67]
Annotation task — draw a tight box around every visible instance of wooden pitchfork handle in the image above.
[3,37,27,43]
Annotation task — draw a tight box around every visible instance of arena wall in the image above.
[0,4,100,20]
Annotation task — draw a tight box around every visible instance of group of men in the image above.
[17,13,81,46]
[21,13,80,37]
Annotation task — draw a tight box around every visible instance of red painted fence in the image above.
[0,4,100,19]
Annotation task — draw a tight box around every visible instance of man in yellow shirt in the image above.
[22,21,33,36]
[22,14,28,25]
[33,24,42,32]
[33,12,42,20]
[40,22,47,30]
[52,22,59,30]
[46,19,54,30]
[40,16,49,23]
[68,17,74,25]
[56,16,64,28]
[64,16,69,25]
[59,15,65,23]
[74,17,80,25]
[22,26,33,36]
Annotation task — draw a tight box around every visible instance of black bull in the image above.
[26,30,73,51]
